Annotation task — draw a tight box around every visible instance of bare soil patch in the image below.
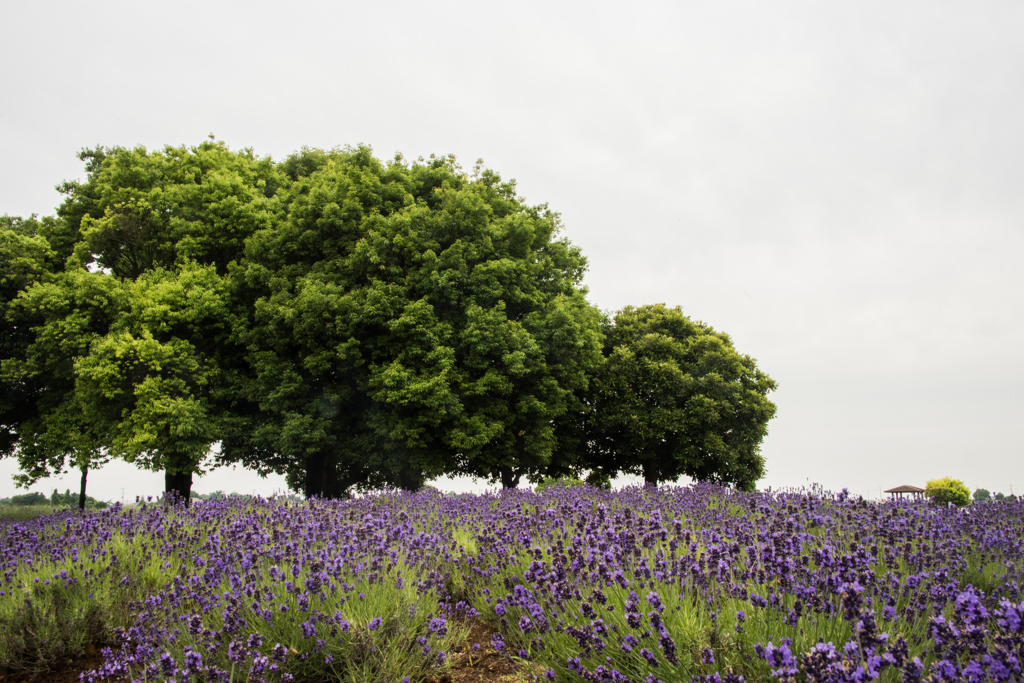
[424,618,531,683]
[0,624,531,683]
[0,643,104,683]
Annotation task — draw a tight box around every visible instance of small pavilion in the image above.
[884,484,925,500]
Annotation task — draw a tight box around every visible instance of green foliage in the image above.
[1,215,58,460]
[973,488,991,502]
[190,490,227,500]
[49,488,108,509]
[3,265,125,485]
[575,304,777,491]
[227,147,604,495]
[6,491,48,506]
[0,490,107,509]
[926,477,971,507]
[71,263,238,477]
[584,469,613,489]
[5,141,778,499]
[533,475,586,493]
[3,141,283,500]
[190,490,288,501]
[70,141,281,279]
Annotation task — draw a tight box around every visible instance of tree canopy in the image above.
[1,215,55,459]
[1,213,114,510]
[926,477,971,507]
[71,142,281,277]
[2,141,779,500]
[575,304,777,491]
[3,142,282,503]
[225,148,604,496]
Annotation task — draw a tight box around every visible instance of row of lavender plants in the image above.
[1,484,1022,682]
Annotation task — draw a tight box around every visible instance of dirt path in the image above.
[423,618,530,683]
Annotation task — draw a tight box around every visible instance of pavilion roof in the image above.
[884,484,925,493]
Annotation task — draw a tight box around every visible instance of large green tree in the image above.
[2,150,120,510]
[70,262,240,502]
[7,141,282,503]
[225,147,603,495]
[3,265,120,508]
[577,304,777,491]
[1,214,114,509]
[7,142,783,501]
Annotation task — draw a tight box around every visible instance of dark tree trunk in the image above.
[305,449,363,499]
[396,464,424,492]
[500,466,521,489]
[78,464,88,511]
[642,462,659,487]
[305,451,326,500]
[165,470,193,506]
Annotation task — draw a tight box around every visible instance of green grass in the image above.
[0,504,63,522]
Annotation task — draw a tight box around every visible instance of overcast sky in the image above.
[3,0,1022,502]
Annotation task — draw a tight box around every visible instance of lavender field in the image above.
[1,484,1022,683]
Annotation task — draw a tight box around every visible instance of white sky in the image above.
[3,0,1023,502]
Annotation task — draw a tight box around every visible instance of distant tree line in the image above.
[972,488,1018,503]
[1,142,777,505]
[0,488,108,509]
[189,491,303,502]
[923,480,1019,507]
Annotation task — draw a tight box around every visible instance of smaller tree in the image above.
[577,304,777,491]
[973,488,991,502]
[73,263,238,504]
[3,217,113,510]
[925,477,971,507]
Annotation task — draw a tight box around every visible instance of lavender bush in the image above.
[1,484,1021,682]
